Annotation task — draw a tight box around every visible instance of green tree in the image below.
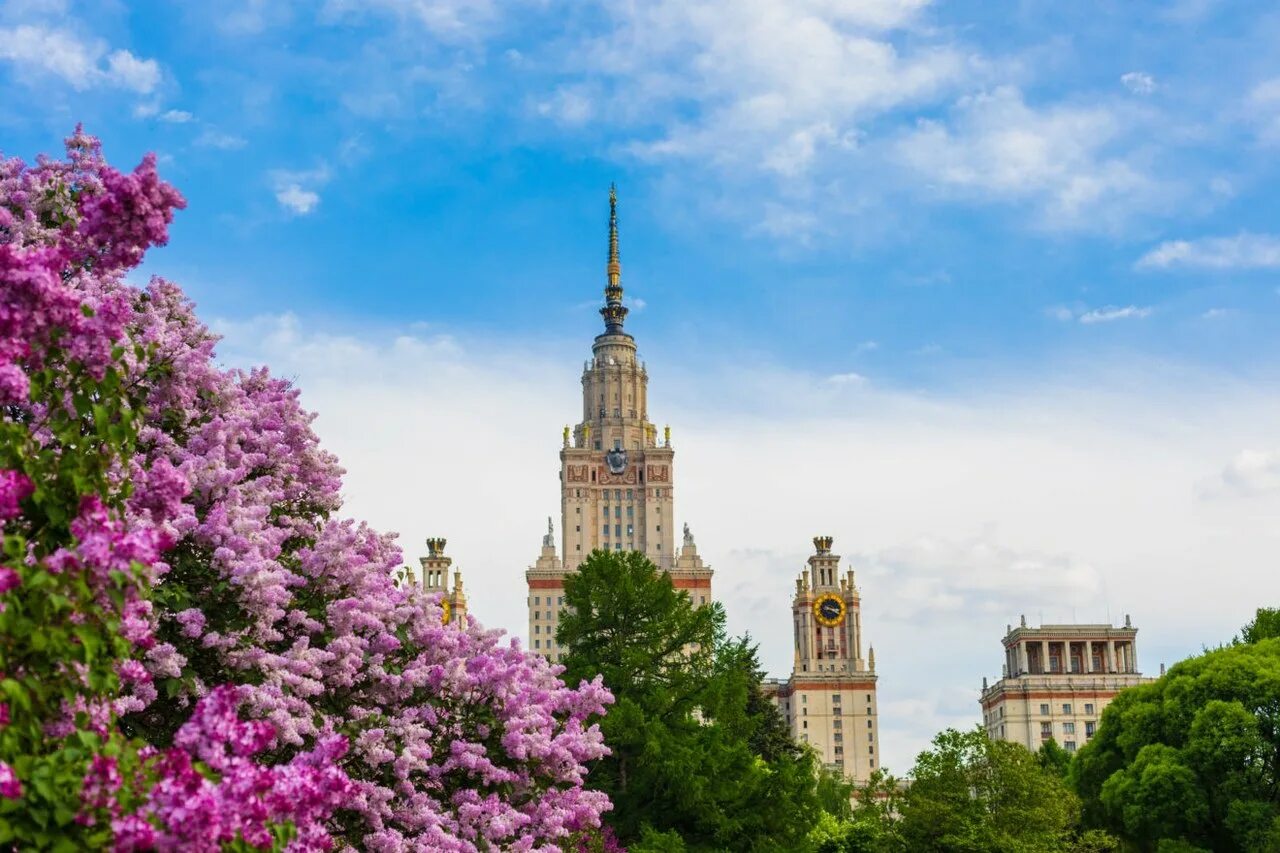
[1238,608,1280,644]
[558,550,822,851]
[897,727,1081,853]
[1039,738,1073,778]
[1072,637,1280,851]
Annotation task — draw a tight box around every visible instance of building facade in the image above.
[407,537,469,629]
[765,536,880,783]
[980,616,1153,754]
[526,188,714,660]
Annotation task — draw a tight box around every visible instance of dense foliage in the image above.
[1,130,613,850]
[1073,627,1280,852]
[810,729,1119,853]
[557,550,823,851]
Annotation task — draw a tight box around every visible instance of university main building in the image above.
[414,188,1154,783]
[521,189,882,782]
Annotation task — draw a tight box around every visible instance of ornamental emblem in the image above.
[605,447,628,475]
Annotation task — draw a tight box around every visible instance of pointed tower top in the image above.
[600,184,628,335]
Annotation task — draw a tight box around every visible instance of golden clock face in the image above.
[813,594,846,627]
[441,598,452,625]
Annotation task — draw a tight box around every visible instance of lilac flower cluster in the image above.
[88,686,352,852]
[1,128,615,849]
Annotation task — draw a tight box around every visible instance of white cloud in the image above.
[897,87,1156,229]
[159,109,194,123]
[1078,305,1152,324]
[1120,71,1156,95]
[1201,307,1233,319]
[275,184,321,215]
[533,85,595,126]
[1050,304,1153,324]
[1208,449,1280,497]
[270,166,331,215]
[0,25,159,93]
[196,129,248,150]
[826,371,869,386]
[579,0,966,177]
[104,49,160,93]
[1248,78,1280,145]
[1136,233,1280,270]
[212,310,1280,771]
[320,0,499,41]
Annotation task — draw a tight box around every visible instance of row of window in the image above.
[602,505,636,519]
[531,596,565,607]
[1041,720,1097,738]
[1040,702,1095,716]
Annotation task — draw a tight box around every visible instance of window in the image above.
[627,524,634,536]
[802,695,807,704]
[534,640,541,648]
[1065,741,1077,753]
[867,732,873,742]
[866,694,871,702]
[534,597,541,605]
[614,524,621,538]
[802,708,807,716]
[1040,722,1052,739]
[832,694,841,704]
[614,489,621,500]
[834,733,842,742]
[545,611,551,620]
[1085,703,1095,715]
[1063,722,1075,735]
[614,506,621,518]
[1063,703,1072,715]
[1085,721,1096,737]
[626,489,633,500]
[834,746,843,754]
[602,524,609,536]
[575,505,581,513]
[1040,703,1050,716]
[867,720,872,728]
[833,719,842,729]
[534,625,540,634]
[802,721,807,729]
[558,597,564,605]
[614,543,622,551]
[869,747,874,756]
[627,505,634,518]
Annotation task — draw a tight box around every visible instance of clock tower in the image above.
[766,536,880,782]
[525,187,713,660]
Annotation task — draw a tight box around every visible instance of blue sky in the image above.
[6,0,1280,771]
[5,0,1280,383]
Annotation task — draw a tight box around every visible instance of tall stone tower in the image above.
[766,536,880,782]
[412,537,468,629]
[526,187,713,660]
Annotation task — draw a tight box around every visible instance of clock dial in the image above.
[813,594,846,627]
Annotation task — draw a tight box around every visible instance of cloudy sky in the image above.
[4,0,1280,771]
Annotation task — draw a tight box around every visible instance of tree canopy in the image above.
[558,549,823,850]
[1072,636,1280,852]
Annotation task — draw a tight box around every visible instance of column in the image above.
[1041,640,1050,674]
[1018,642,1029,675]
[1086,640,1094,673]
[1106,640,1116,673]
[1128,642,1137,674]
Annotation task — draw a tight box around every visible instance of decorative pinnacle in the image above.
[601,183,628,334]
[426,537,447,558]
[813,535,834,554]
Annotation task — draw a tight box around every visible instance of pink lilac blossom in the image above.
[2,129,615,849]
[89,687,351,851]
[0,470,33,521]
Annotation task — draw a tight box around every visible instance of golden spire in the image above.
[600,183,629,334]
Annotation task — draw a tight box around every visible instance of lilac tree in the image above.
[1,129,613,850]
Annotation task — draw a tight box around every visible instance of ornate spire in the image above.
[601,184,628,334]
